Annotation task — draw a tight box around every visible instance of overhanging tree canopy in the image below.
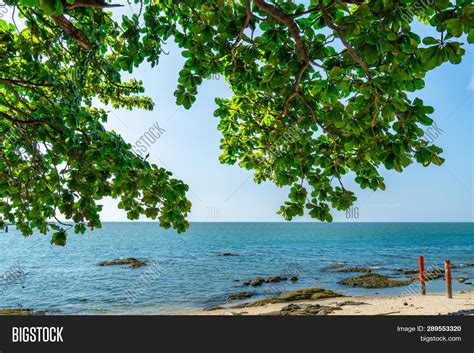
[0,0,472,244]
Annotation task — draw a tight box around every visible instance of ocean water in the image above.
[0,222,473,314]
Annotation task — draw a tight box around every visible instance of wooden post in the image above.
[445,260,453,299]
[418,255,426,295]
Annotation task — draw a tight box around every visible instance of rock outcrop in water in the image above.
[243,277,265,287]
[243,275,292,287]
[393,268,419,275]
[216,253,239,257]
[339,273,414,288]
[96,258,148,269]
[227,292,255,301]
[245,288,343,307]
[336,267,372,273]
[265,275,288,283]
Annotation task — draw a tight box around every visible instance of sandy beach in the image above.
[182,290,474,316]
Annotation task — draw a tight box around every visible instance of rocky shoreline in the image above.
[212,261,474,315]
[2,260,472,316]
[184,290,474,316]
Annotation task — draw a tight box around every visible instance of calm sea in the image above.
[0,222,472,314]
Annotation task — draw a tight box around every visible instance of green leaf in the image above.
[51,230,67,247]
[422,37,439,45]
[468,29,474,44]
[20,0,39,7]
[418,115,433,126]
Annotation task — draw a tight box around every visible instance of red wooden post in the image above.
[418,256,426,295]
[445,260,453,299]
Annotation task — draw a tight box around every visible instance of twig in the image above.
[0,111,54,129]
[377,311,401,316]
[64,0,123,9]
[231,0,252,75]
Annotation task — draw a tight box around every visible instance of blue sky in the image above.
[99,10,474,223]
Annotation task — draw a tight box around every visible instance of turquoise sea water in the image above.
[0,222,473,314]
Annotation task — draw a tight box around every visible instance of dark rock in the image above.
[403,269,418,275]
[290,276,298,282]
[216,253,239,257]
[243,275,290,287]
[96,258,148,269]
[339,273,414,288]
[336,267,372,273]
[246,288,343,307]
[203,305,225,312]
[264,303,342,316]
[335,301,369,307]
[243,277,265,287]
[459,263,474,268]
[393,268,419,275]
[0,308,46,316]
[265,276,287,283]
[227,292,254,301]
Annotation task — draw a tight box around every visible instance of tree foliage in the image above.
[0,0,472,244]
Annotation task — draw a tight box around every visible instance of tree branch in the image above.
[0,111,53,128]
[231,0,252,75]
[51,15,93,50]
[2,81,34,112]
[254,0,308,62]
[319,0,370,78]
[254,0,310,117]
[318,0,381,132]
[63,0,123,9]
[0,77,53,87]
